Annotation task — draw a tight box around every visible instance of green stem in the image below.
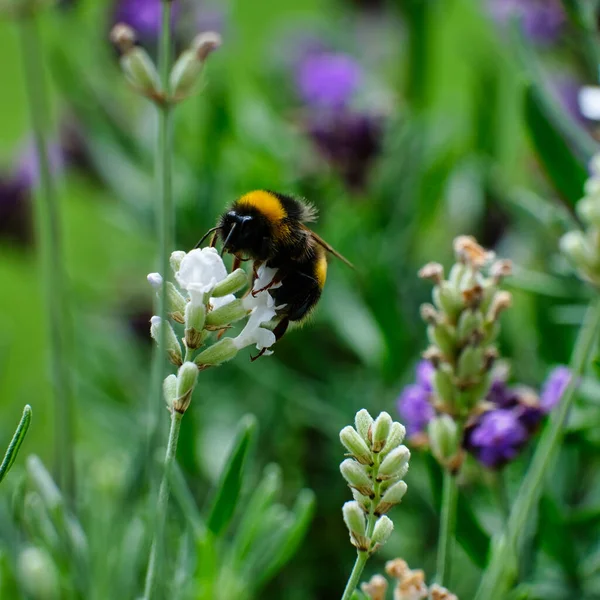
[492,471,510,522]
[18,15,75,505]
[436,470,458,587]
[143,410,183,599]
[340,454,382,600]
[475,298,600,600]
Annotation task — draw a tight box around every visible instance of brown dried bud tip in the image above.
[418,262,444,284]
[462,284,483,308]
[420,303,439,325]
[512,386,540,410]
[422,346,443,368]
[192,31,222,62]
[490,259,513,282]
[453,235,494,269]
[385,559,410,579]
[110,23,136,53]
[483,347,499,371]
[429,583,458,600]
[360,575,388,600]
[488,291,512,322]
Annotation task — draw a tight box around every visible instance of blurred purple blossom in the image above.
[296,52,363,109]
[112,0,177,38]
[488,0,566,44]
[306,110,383,190]
[397,361,435,435]
[540,365,571,412]
[465,409,529,468]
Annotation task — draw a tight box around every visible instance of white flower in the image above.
[234,265,279,352]
[210,295,236,310]
[147,272,163,289]
[579,86,600,120]
[175,247,229,304]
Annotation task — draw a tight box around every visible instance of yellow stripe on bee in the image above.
[315,253,328,287]
[237,190,286,223]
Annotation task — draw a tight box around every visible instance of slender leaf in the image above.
[0,405,32,485]
[206,415,257,537]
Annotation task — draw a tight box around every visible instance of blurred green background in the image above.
[1,0,600,598]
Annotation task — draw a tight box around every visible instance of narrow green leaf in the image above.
[206,415,257,537]
[524,85,588,208]
[0,405,32,484]
[255,489,316,587]
[230,463,282,567]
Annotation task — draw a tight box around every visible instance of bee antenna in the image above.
[220,223,237,257]
[194,226,222,249]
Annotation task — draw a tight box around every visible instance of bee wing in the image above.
[302,225,354,268]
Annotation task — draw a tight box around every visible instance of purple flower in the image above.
[296,52,362,109]
[488,0,566,45]
[306,109,382,190]
[540,366,571,412]
[465,409,529,469]
[112,0,178,38]
[397,361,435,436]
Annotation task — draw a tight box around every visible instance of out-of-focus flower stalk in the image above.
[475,298,600,600]
[144,2,175,598]
[18,11,76,506]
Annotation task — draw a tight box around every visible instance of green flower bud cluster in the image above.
[418,236,512,419]
[560,155,600,287]
[340,410,409,555]
[109,24,221,105]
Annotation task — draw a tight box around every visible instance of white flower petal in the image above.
[175,248,229,296]
[210,294,236,310]
[579,86,600,120]
[147,272,163,289]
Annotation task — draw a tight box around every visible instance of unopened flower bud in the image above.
[432,365,455,408]
[427,324,455,358]
[428,415,459,466]
[385,558,409,579]
[170,32,222,100]
[371,412,392,453]
[340,426,372,465]
[378,446,410,481]
[457,346,483,381]
[486,291,512,322]
[360,574,388,600]
[355,409,373,445]
[456,309,483,344]
[418,262,444,284]
[375,480,407,514]
[163,374,177,409]
[352,488,371,511]
[380,422,406,456]
[150,316,182,366]
[577,196,600,227]
[420,303,439,325]
[454,235,494,269]
[340,459,373,497]
[212,268,248,297]
[429,584,458,600]
[194,337,238,367]
[174,362,198,413]
[433,282,463,321]
[371,515,393,546]
[147,272,162,288]
[18,546,60,600]
[120,47,161,97]
[110,23,136,53]
[170,251,186,274]
[205,298,248,328]
[490,259,513,283]
[184,303,206,349]
[167,283,187,322]
[342,501,369,550]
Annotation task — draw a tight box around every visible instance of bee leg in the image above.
[209,231,218,248]
[232,255,241,271]
[251,271,282,297]
[250,318,289,362]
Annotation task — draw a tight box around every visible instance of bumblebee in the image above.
[198,190,352,355]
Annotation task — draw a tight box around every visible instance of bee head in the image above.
[218,209,272,259]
